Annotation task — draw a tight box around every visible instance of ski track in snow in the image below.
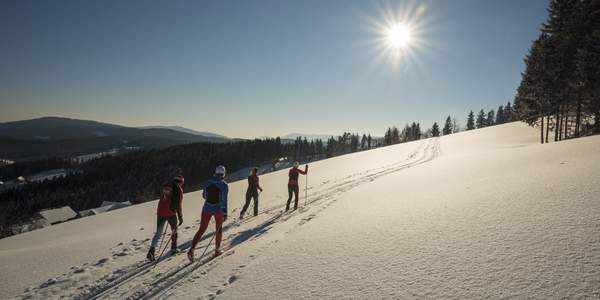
[16,138,441,300]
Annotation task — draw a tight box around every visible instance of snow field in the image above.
[1,122,599,299]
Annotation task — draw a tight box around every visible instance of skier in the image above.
[239,167,263,219]
[286,162,308,211]
[188,165,229,261]
[147,175,185,262]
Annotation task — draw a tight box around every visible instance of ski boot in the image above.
[170,232,179,255]
[187,249,195,262]
[214,248,222,258]
[146,247,156,262]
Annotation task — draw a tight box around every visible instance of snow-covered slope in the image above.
[1,122,599,299]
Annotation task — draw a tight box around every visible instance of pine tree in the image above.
[466,110,475,130]
[431,122,440,137]
[476,109,486,128]
[350,134,359,152]
[505,102,513,122]
[315,139,324,157]
[409,123,418,141]
[384,128,392,145]
[496,105,505,124]
[573,0,600,134]
[391,127,400,144]
[512,0,600,142]
[303,138,309,158]
[486,110,496,126]
[415,123,421,140]
[442,116,453,135]
[360,134,367,149]
[400,125,409,142]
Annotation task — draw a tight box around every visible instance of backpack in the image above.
[169,183,182,212]
[206,183,220,205]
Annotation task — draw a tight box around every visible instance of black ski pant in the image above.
[150,215,178,250]
[286,185,299,211]
[240,190,259,217]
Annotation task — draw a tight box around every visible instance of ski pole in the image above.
[257,190,262,214]
[155,225,168,254]
[153,224,173,268]
[154,235,173,266]
[196,234,215,262]
[304,170,308,206]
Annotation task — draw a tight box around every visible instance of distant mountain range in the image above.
[0,117,230,160]
[0,117,340,161]
[138,126,228,139]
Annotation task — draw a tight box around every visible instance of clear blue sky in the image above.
[0,0,548,138]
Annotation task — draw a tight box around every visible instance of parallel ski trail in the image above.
[78,138,440,300]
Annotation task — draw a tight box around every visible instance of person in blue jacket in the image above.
[188,165,229,260]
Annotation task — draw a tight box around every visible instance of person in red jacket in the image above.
[286,162,307,211]
[147,175,184,262]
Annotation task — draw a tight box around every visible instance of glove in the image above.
[223,214,228,221]
[178,216,184,226]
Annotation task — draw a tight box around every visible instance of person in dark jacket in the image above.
[147,175,184,261]
[240,167,263,219]
[286,162,308,211]
[188,165,229,260]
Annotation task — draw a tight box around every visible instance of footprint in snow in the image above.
[39,278,57,288]
[225,275,238,285]
[95,257,111,266]
[113,250,129,257]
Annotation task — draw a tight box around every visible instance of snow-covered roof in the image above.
[79,201,132,217]
[38,206,77,224]
[100,201,131,207]
[27,169,67,183]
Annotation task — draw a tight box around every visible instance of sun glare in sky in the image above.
[365,1,431,70]
[386,23,412,50]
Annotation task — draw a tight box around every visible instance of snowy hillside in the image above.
[1,122,599,299]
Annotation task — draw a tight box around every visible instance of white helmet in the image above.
[293,161,300,168]
[215,165,226,176]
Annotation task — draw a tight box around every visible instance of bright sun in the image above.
[387,23,412,49]
[367,1,429,69]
